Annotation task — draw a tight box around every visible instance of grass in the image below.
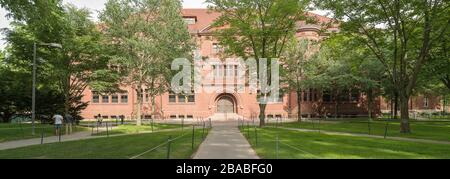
[92,123,184,136]
[277,119,450,142]
[0,128,209,159]
[0,123,87,143]
[240,127,450,159]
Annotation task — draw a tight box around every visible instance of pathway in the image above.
[0,127,182,151]
[193,121,259,159]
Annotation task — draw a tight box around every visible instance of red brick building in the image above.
[80,9,416,121]
[380,95,449,114]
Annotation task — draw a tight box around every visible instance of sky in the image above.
[0,0,326,50]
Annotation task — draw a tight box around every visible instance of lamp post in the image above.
[32,42,62,135]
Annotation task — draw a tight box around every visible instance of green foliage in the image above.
[281,39,319,91]
[314,0,449,132]
[417,27,450,95]
[206,0,310,59]
[100,0,194,124]
[0,0,119,121]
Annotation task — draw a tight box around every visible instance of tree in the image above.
[281,39,320,122]
[100,0,194,126]
[317,46,359,119]
[323,34,385,119]
[206,0,310,126]
[315,0,450,133]
[57,5,121,119]
[0,52,65,123]
[1,0,119,121]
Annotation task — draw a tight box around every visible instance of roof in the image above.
[181,8,337,34]
[181,9,222,33]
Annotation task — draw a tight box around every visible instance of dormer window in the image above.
[183,16,197,25]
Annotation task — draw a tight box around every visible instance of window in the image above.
[323,91,331,102]
[178,95,186,103]
[309,89,313,102]
[424,97,429,108]
[188,94,195,103]
[303,91,308,102]
[339,90,350,102]
[351,91,360,102]
[226,65,234,77]
[213,65,223,77]
[183,17,196,25]
[224,65,227,77]
[102,95,109,103]
[219,65,223,76]
[121,94,128,103]
[270,94,283,103]
[92,92,100,103]
[234,65,238,77]
[169,93,177,103]
[111,94,119,103]
[313,90,318,102]
[170,115,177,119]
[139,89,144,102]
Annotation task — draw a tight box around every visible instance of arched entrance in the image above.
[216,95,236,114]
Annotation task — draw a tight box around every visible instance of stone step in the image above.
[208,113,243,121]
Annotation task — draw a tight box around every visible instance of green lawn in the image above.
[92,123,184,136]
[277,119,450,142]
[0,128,209,159]
[240,127,450,159]
[0,123,87,143]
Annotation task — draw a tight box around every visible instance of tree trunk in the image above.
[259,103,267,127]
[297,89,302,122]
[390,98,394,119]
[368,89,373,120]
[64,96,70,115]
[64,76,71,115]
[151,96,156,120]
[400,95,411,133]
[443,95,447,115]
[334,90,339,119]
[394,94,399,119]
[136,88,142,126]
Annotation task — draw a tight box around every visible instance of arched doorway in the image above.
[216,95,236,113]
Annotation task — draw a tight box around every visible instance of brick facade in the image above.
[80,9,386,120]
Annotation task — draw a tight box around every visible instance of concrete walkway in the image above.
[0,131,94,150]
[193,121,259,159]
[276,127,450,145]
[0,127,183,151]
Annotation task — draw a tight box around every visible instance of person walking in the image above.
[52,114,64,136]
[120,115,125,125]
[96,114,103,130]
[64,113,74,135]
